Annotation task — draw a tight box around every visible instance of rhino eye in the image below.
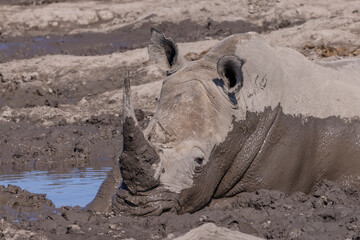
[195,157,204,165]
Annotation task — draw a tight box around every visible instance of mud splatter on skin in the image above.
[179,106,360,214]
[178,107,280,214]
[113,105,360,218]
[120,116,160,193]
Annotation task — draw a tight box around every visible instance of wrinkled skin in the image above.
[89,30,360,215]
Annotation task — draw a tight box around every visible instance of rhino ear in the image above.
[217,55,245,93]
[148,28,185,74]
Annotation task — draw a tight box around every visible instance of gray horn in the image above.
[119,72,160,193]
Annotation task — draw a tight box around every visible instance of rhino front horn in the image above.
[120,72,160,193]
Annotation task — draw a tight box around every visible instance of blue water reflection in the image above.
[0,167,111,208]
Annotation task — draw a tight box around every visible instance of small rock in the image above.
[167,233,175,239]
[67,224,83,234]
[262,220,271,228]
[320,195,328,204]
[283,204,292,209]
[347,224,357,230]
[109,224,117,230]
[97,10,114,20]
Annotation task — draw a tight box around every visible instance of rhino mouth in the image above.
[113,185,180,216]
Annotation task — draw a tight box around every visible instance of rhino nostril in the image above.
[162,168,165,173]
[120,181,130,191]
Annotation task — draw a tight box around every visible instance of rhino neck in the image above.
[226,108,360,195]
[212,105,281,198]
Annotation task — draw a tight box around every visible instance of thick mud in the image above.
[0,110,152,174]
[0,184,55,222]
[0,19,266,63]
[1,180,360,239]
[0,115,122,174]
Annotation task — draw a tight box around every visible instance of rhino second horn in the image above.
[120,73,160,193]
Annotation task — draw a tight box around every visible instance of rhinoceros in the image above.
[88,29,360,215]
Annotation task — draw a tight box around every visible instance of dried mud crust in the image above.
[1,180,359,239]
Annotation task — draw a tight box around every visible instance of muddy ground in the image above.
[1,180,360,239]
[1,0,360,239]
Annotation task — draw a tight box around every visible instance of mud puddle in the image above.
[0,167,111,207]
[0,19,265,63]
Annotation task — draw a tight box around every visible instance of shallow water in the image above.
[0,167,111,207]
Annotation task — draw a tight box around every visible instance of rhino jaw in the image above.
[119,73,160,194]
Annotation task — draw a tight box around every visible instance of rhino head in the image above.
[114,29,282,215]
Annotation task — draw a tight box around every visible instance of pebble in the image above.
[109,224,117,229]
[67,224,83,234]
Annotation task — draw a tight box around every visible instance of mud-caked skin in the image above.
[90,29,360,215]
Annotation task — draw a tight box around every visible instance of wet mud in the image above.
[0,110,152,174]
[0,114,122,174]
[1,180,360,239]
[0,19,264,63]
[0,184,55,222]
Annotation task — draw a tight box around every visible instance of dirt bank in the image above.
[1,180,359,239]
